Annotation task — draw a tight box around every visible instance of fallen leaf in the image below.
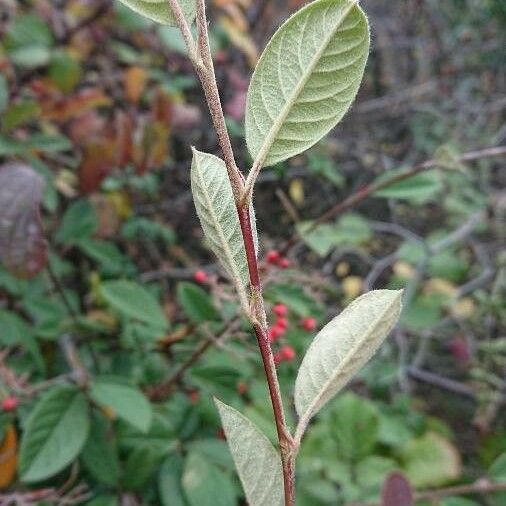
[124,66,148,104]
[0,425,18,489]
[0,163,48,279]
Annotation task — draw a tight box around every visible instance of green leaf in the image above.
[373,169,442,202]
[81,413,120,486]
[100,280,168,330]
[440,499,480,506]
[329,393,379,461]
[181,452,236,506]
[56,199,97,244]
[0,309,43,370]
[5,14,53,69]
[490,453,506,480]
[191,149,257,308]
[245,0,369,167]
[177,282,220,323]
[19,385,90,482]
[122,445,164,490]
[159,455,187,506]
[115,0,196,26]
[295,290,402,430]
[297,213,372,257]
[0,75,8,114]
[400,432,461,487]
[214,399,283,506]
[90,379,153,433]
[49,51,82,93]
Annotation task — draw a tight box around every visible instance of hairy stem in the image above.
[237,206,296,506]
[168,1,296,502]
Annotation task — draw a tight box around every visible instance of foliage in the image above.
[0,0,504,505]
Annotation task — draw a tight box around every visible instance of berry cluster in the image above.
[269,303,318,366]
[266,250,291,269]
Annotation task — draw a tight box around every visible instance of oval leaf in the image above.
[295,290,402,427]
[245,0,369,167]
[100,279,168,330]
[90,379,153,433]
[214,398,283,506]
[191,149,257,306]
[0,163,48,279]
[116,0,196,26]
[19,385,90,482]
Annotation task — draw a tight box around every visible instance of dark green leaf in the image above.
[19,385,90,482]
[100,280,168,330]
[176,282,219,323]
[90,379,153,433]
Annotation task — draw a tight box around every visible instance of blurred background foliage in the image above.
[0,0,504,504]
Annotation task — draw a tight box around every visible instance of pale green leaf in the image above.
[245,0,369,167]
[182,452,236,506]
[401,432,461,487]
[115,0,196,26]
[90,379,153,433]
[214,398,283,506]
[295,290,402,431]
[191,149,257,307]
[19,385,90,482]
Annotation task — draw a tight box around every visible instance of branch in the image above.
[280,145,506,255]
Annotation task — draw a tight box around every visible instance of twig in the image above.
[406,366,475,398]
[146,318,239,401]
[57,0,112,44]
[280,145,506,255]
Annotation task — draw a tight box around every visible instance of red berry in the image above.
[273,351,283,365]
[276,317,289,329]
[268,326,283,342]
[273,304,288,317]
[278,258,291,269]
[266,250,280,264]
[281,345,296,361]
[1,396,18,411]
[217,428,226,440]
[449,337,470,363]
[193,270,208,284]
[301,317,317,331]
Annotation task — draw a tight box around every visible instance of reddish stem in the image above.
[237,206,296,506]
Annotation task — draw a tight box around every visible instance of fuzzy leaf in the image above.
[245,0,369,167]
[295,290,402,427]
[115,0,196,26]
[214,399,283,506]
[191,149,257,305]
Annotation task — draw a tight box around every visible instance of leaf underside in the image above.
[295,290,402,424]
[214,398,284,506]
[116,0,196,26]
[245,0,369,167]
[191,149,257,302]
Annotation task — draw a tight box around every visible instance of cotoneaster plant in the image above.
[115,0,403,504]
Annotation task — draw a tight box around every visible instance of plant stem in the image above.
[237,207,296,506]
[167,1,296,502]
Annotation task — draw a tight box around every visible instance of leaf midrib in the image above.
[24,392,84,480]
[195,154,245,289]
[253,0,358,167]
[298,292,399,422]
